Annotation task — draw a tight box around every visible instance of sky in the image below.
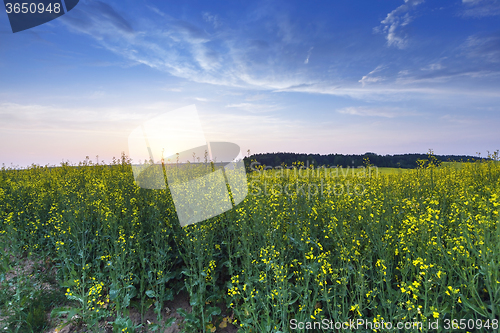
[0,0,499,167]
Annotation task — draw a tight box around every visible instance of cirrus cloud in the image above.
[374,0,425,49]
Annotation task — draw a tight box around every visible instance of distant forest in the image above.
[243,152,484,169]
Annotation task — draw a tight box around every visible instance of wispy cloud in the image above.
[61,1,134,37]
[440,114,480,125]
[225,102,281,113]
[337,106,420,118]
[0,102,160,132]
[55,1,500,103]
[199,111,311,146]
[203,12,221,28]
[392,35,500,85]
[244,94,268,101]
[59,2,313,92]
[462,34,500,63]
[374,0,425,49]
[461,0,500,17]
[396,69,500,85]
[359,65,387,87]
[421,63,444,71]
[272,81,500,101]
[304,47,313,64]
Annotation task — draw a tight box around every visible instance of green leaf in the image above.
[145,290,157,298]
[176,308,188,317]
[109,288,120,301]
[164,317,175,328]
[51,306,71,318]
[205,294,219,303]
[157,271,175,284]
[122,295,132,308]
[189,297,199,307]
[126,284,137,299]
[205,306,221,317]
[51,307,80,322]
[161,289,174,302]
[61,278,77,287]
[67,294,84,304]
[149,323,160,331]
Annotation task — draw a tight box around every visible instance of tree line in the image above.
[243,151,486,170]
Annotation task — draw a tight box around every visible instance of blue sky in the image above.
[1,0,499,167]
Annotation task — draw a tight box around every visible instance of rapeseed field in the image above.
[0,153,499,332]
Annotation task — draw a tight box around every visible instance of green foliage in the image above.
[1,154,500,332]
[0,260,66,333]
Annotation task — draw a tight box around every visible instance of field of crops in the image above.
[1,155,499,332]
